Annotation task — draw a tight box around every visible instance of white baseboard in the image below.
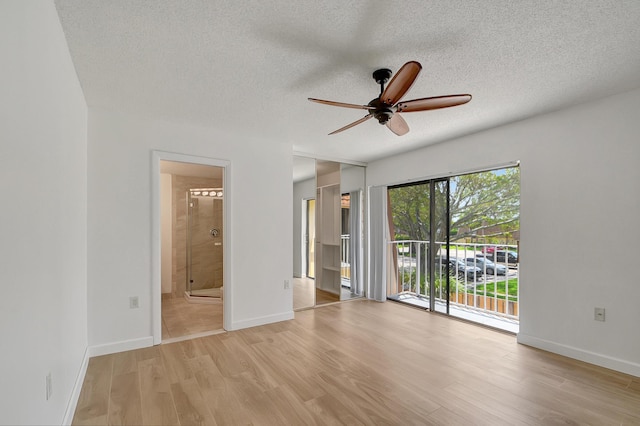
[89,336,154,358]
[229,311,294,331]
[62,347,90,425]
[517,333,640,378]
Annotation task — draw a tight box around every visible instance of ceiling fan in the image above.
[308,61,471,136]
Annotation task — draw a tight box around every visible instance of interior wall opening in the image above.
[159,160,225,342]
[292,157,366,311]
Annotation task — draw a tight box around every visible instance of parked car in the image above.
[481,245,504,254]
[479,250,518,265]
[435,257,482,281]
[464,257,507,275]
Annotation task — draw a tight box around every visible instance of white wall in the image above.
[0,2,88,424]
[367,88,640,376]
[87,108,293,348]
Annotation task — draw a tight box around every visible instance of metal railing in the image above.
[387,241,519,320]
[341,234,350,283]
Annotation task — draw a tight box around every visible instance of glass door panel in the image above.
[387,179,450,310]
[387,182,432,307]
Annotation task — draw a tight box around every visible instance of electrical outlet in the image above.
[129,296,139,309]
[46,373,52,400]
[284,279,290,290]
[594,307,605,322]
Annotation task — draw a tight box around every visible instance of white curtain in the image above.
[349,190,362,296]
[368,185,388,302]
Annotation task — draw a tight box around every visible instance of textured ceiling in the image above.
[55,0,640,175]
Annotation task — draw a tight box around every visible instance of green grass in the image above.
[469,278,518,302]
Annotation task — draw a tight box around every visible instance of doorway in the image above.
[386,166,520,332]
[152,152,230,344]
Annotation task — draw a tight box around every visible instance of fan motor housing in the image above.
[368,98,394,124]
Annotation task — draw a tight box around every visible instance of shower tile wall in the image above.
[171,175,223,299]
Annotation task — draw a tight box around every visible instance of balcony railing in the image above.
[341,234,350,284]
[387,241,519,321]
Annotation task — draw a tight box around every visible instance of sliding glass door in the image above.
[387,179,451,310]
[385,167,521,331]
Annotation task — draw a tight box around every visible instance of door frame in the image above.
[151,151,231,345]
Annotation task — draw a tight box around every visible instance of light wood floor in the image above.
[294,277,363,310]
[293,277,315,310]
[74,300,640,425]
[162,296,223,340]
[314,288,340,305]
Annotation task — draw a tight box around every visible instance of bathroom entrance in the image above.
[159,160,225,342]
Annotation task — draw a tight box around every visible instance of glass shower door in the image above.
[187,188,223,298]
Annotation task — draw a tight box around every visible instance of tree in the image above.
[449,168,520,243]
[389,168,520,244]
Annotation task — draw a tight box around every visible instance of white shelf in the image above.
[315,161,341,295]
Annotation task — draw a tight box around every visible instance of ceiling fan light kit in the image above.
[309,61,471,136]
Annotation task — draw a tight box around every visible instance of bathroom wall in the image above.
[171,175,222,298]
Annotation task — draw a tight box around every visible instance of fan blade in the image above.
[328,114,373,135]
[308,98,375,110]
[396,94,472,112]
[380,61,422,106]
[386,113,409,136]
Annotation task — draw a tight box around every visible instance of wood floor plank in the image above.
[188,354,254,425]
[200,334,262,379]
[170,377,217,426]
[221,333,280,391]
[111,350,138,376]
[160,340,195,384]
[72,355,113,426]
[305,392,367,425]
[179,337,210,359]
[293,277,315,310]
[320,348,442,418]
[107,372,142,426]
[314,370,434,425]
[248,338,326,401]
[199,335,246,377]
[425,406,475,426]
[73,300,640,425]
[221,372,285,425]
[135,345,162,362]
[263,383,327,426]
[138,357,179,425]
[443,376,546,425]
